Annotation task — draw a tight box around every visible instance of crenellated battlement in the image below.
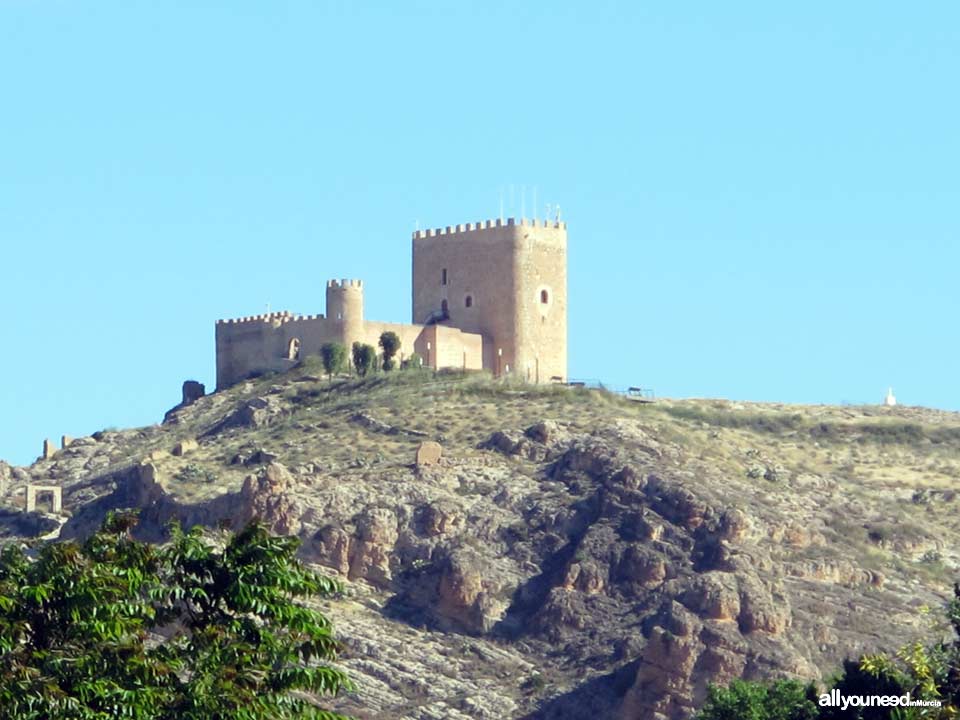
[326,278,363,289]
[217,311,326,325]
[412,217,567,240]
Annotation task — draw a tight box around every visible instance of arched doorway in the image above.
[287,338,301,361]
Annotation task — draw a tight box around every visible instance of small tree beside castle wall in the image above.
[352,342,376,377]
[379,331,401,371]
[320,342,347,380]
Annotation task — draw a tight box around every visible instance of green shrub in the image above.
[379,331,401,371]
[695,678,819,720]
[175,463,217,484]
[320,342,348,379]
[352,342,375,377]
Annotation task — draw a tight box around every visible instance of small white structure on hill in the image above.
[883,387,897,407]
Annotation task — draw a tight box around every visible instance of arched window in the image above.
[287,338,301,361]
[540,289,549,304]
[465,295,473,308]
[441,299,449,314]
[441,268,448,286]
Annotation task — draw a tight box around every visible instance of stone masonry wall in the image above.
[412,218,567,381]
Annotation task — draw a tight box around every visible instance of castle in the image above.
[215,216,567,389]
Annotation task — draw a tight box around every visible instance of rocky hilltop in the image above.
[2,367,958,719]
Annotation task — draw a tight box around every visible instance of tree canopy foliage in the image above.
[351,343,375,377]
[320,342,348,380]
[696,679,819,720]
[378,332,400,371]
[0,513,353,719]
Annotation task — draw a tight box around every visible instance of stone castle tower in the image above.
[215,216,567,388]
[325,279,365,349]
[412,217,567,383]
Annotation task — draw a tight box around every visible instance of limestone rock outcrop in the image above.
[236,462,301,536]
[163,380,207,424]
[203,396,283,435]
[172,438,199,456]
[415,441,443,467]
[434,548,509,634]
[0,461,10,498]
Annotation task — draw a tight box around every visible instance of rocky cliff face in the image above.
[2,370,957,719]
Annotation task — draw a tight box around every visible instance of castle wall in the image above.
[216,313,338,389]
[411,218,567,380]
[359,321,482,370]
[359,321,423,365]
[430,324,484,370]
[216,314,483,389]
[216,317,281,389]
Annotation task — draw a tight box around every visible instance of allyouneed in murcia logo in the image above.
[818,689,943,711]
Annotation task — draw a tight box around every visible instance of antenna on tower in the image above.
[533,186,538,223]
[509,184,515,218]
[499,186,504,222]
[521,185,526,221]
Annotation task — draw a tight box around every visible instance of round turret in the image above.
[326,279,364,348]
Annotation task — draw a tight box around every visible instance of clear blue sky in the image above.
[1,2,957,465]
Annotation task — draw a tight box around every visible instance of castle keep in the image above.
[215,217,567,389]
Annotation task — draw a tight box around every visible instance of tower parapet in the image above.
[412,217,567,240]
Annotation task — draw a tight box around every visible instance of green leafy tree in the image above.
[0,512,353,719]
[695,678,819,720]
[351,342,375,377]
[320,342,347,380]
[848,588,960,719]
[819,659,909,720]
[378,332,401,371]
